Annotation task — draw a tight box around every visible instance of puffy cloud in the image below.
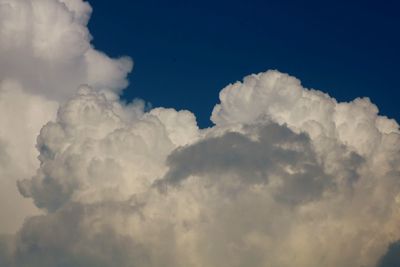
[0,1,399,267]
[17,86,180,211]
[0,0,132,100]
[211,71,400,156]
[0,71,398,266]
[0,0,132,234]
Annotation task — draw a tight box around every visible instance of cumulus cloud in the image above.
[0,0,132,233]
[1,1,400,267]
[0,0,132,100]
[1,73,398,267]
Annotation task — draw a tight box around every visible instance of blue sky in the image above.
[88,0,400,127]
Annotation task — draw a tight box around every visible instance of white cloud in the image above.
[0,80,57,234]
[0,0,132,100]
[0,0,132,234]
[0,1,399,267]
[2,75,398,267]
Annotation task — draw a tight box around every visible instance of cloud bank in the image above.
[1,1,399,267]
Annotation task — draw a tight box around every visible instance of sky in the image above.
[0,1,400,267]
[87,0,400,127]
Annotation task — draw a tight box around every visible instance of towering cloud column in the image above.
[0,0,132,233]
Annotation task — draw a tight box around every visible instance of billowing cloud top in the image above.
[0,1,399,267]
[0,0,132,235]
[0,0,132,100]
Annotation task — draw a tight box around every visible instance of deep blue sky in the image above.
[87,0,399,128]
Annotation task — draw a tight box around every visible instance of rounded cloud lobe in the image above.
[0,0,132,234]
[0,0,132,100]
[1,1,400,267]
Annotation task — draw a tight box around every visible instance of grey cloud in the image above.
[10,203,151,267]
[161,123,331,204]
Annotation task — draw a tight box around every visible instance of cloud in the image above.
[2,78,399,267]
[0,1,400,267]
[0,80,57,233]
[160,123,330,206]
[0,0,132,234]
[0,0,132,100]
